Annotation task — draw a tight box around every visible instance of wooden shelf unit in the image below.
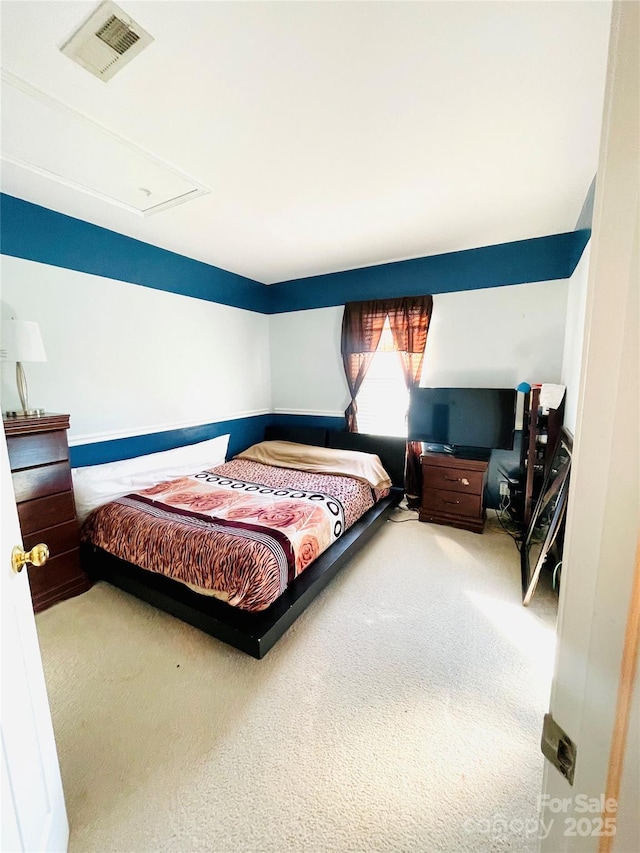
[520,387,565,528]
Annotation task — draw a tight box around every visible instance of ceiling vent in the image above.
[60,1,153,82]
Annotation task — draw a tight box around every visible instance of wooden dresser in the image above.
[419,453,489,534]
[4,413,90,612]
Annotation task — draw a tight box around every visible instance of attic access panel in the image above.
[1,72,209,217]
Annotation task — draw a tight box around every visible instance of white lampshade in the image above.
[1,320,47,363]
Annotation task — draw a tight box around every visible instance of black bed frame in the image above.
[81,429,405,658]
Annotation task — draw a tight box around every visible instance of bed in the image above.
[78,428,405,657]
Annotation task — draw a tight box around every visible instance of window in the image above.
[355,317,409,437]
[340,294,433,504]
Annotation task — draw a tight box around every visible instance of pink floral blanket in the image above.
[82,459,383,612]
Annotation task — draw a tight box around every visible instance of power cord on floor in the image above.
[387,499,420,523]
[486,495,523,551]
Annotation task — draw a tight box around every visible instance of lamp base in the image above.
[4,408,46,418]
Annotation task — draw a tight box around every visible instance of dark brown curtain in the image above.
[341,295,433,505]
[340,301,388,432]
[386,296,433,388]
[387,296,433,506]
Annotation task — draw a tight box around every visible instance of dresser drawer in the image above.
[5,413,90,612]
[18,491,77,534]
[11,462,72,504]
[422,464,485,495]
[27,549,87,612]
[23,519,79,559]
[423,488,482,519]
[7,431,68,470]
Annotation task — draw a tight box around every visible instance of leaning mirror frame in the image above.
[521,427,573,606]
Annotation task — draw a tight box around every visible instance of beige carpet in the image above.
[36,513,558,853]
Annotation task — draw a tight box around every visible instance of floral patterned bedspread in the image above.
[82,459,387,612]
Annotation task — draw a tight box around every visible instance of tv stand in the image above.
[419,452,489,534]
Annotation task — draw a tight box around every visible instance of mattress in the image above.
[81,456,389,612]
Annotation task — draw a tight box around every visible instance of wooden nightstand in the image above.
[4,413,91,612]
[419,453,489,534]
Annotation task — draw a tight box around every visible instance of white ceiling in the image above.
[0,1,611,285]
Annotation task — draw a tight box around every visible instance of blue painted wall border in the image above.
[2,194,590,316]
[268,230,591,313]
[69,412,347,468]
[0,194,270,314]
[69,414,272,468]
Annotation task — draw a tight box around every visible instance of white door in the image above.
[539,3,639,851]
[1,427,69,852]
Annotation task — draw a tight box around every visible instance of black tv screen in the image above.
[408,387,517,451]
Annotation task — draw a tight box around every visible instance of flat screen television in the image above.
[408,387,517,456]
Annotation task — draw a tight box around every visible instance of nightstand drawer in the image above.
[18,491,77,535]
[23,520,80,559]
[11,461,72,503]
[419,452,489,533]
[423,488,482,519]
[7,431,68,470]
[422,464,485,495]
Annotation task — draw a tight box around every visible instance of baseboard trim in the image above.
[272,408,345,418]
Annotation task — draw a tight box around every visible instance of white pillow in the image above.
[72,434,230,523]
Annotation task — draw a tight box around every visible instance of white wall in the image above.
[560,243,591,435]
[1,256,571,447]
[0,256,271,444]
[269,307,347,416]
[422,280,568,387]
[270,279,569,416]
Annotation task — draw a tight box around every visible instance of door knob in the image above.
[11,543,49,574]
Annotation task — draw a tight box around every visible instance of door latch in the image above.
[541,712,577,785]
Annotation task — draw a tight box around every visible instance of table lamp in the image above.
[1,319,47,417]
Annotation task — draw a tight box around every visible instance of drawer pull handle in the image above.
[443,499,460,505]
[444,476,471,486]
[11,543,49,574]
